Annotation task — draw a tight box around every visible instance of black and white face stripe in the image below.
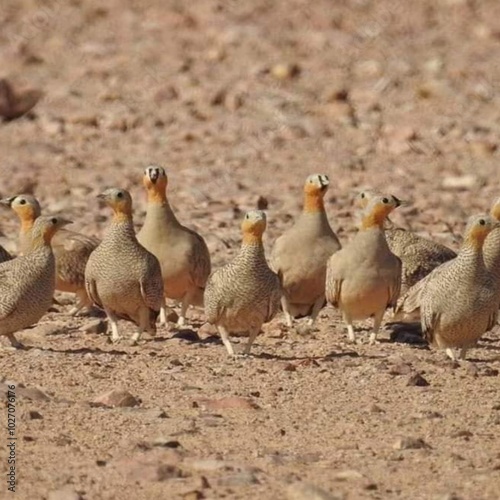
[145,165,165,184]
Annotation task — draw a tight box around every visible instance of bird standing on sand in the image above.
[137,166,211,327]
[418,214,500,361]
[0,216,72,348]
[355,189,456,295]
[84,188,164,345]
[0,194,99,315]
[271,174,341,328]
[204,210,282,356]
[326,194,402,344]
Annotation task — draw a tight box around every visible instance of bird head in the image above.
[241,210,267,244]
[303,174,329,213]
[489,196,500,222]
[0,194,41,228]
[361,194,402,229]
[97,188,133,220]
[464,214,500,250]
[142,165,168,203]
[31,215,72,247]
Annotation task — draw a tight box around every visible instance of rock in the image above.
[380,125,417,155]
[29,410,43,420]
[17,387,51,402]
[442,175,478,190]
[92,389,140,408]
[0,79,42,121]
[188,459,232,472]
[218,471,259,487]
[271,63,301,80]
[333,469,364,481]
[406,373,430,387]
[81,319,108,334]
[47,487,83,500]
[469,140,496,157]
[195,397,259,411]
[166,310,179,323]
[393,437,430,450]
[256,195,268,210]
[286,482,341,500]
[388,362,413,376]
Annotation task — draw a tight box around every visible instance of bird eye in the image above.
[382,197,389,204]
[19,199,26,205]
[117,192,124,198]
[479,219,486,226]
[51,217,57,225]
[360,193,365,199]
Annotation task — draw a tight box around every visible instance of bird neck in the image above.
[303,192,325,214]
[360,215,385,231]
[112,211,133,224]
[144,195,181,228]
[19,216,35,235]
[27,234,52,252]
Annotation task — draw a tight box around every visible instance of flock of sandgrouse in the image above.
[0,166,498,361]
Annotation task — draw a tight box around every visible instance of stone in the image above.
[47,487,83,500]
[271,63,301,80]
[286,482,342,500]
[18,387,51,402]
[92,389,140,408]
[442,175,478,190]
[196,397,259,411]
[406,373,430,387]
[29,410,43,420]
[388,363,413,376]
[393,437,430,450]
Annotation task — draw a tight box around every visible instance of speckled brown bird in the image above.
[84,188,164,344]
[355,189,456,294]
[271,174,341,328]
[137,166,211,327]
[0,194,99,315]
[395,196,500,322]
[417,214,500,361]
[0,216,72,348]
[204,210,282,356]
[326,194,402,344]
[0,243,12,263]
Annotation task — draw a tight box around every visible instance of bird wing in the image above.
[85,277,103,309]
[187,230,211,289]
[325,253,344,307]
[388,256,402,310]
[421,305,439,344]
[0,263,20,321]
[139,255,164,312]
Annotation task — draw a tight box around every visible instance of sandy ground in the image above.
[1,0,500,498]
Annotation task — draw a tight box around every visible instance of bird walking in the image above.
[0,194,99,315]
[204,210,282,356]
[0,216,72,348]
[326,194,402,344]
[84,188,164,344]
[137,166,211,327]
[271,174,341,328]
[417,214,500,361]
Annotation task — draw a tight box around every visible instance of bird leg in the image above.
[243,328,260,356]
[6,333,23,349]
[159,305,168,326]
[69,289,91,316]
[369,310,384,345]
[217,325,235,356]
[280,295,293,327]
[458,347,468,360]
[445,348,457,361]
[343,312,356,343]
[307,294,326,326]
[177,296,190,327]
[105,310,121,343]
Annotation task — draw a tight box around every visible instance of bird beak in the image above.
[148,169,159,184]
[96,193,106,200]
[0,197,15,207]
[393,196,408,208]
[60,218,73,227]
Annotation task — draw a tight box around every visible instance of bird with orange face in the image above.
[137,166,211,327]
[326,194,402,344]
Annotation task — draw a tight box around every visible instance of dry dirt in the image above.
[1,0,500,499]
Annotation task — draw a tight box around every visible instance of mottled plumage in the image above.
[326,194,402,344]
[418,214,500,361]
[0,216,71,348]
[0,194,99,315]
[271,174,341,327]
[396,197,500,321]
[204,210,282,356]
[137,166,211,326]
[356,190,456,294]
[85,188,164,344]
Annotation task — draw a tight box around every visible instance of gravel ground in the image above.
[1,1,500,499]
